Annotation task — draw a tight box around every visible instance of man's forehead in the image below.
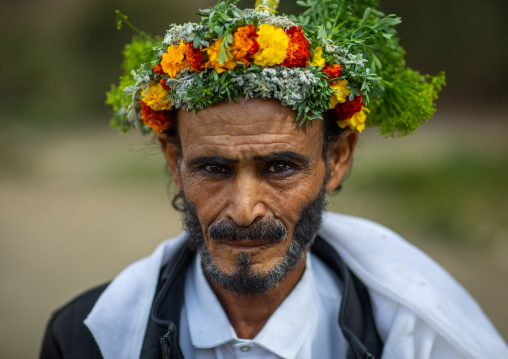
[179,98,299,130]
[177,99,324,159]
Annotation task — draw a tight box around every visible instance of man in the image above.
[41,1,507,358]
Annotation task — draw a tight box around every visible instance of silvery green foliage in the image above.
[165,65,321,113]
[130,68,151,84]
[126,95,140,127]
[163,23,208,47]
[236,67,320,107]
[338,48,368,68]
[166,72,198,111]
[242,8,297,28]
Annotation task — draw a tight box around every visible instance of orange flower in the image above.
[139,101,173,133]
[185,43,203,72]
[322,64,342,80]
[153,64,165,76]
[230,25,259,66]
[204,38,237,74]
[161,40,187,78]
[283,26,311,68]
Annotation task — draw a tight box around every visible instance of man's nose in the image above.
[225,172,266,226]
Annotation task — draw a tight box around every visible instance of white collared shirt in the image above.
[179,252,349,359]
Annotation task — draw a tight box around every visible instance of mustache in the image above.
[207,217,287,243]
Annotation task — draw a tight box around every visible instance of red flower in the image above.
[333,95,364,120]
[185,43,203,72]
[283,26,311,68]
[153,64,165,76]
[159,79,171,92]
[322,64,342,80]
[139,100,172,133]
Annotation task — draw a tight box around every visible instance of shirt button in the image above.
[239,345,251,352]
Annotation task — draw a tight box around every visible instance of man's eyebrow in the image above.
[188,156,238,167]
[253,152,309,165]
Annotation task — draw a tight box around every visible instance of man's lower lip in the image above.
[221,241,269,249]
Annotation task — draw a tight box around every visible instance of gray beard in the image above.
[182,187,326,296]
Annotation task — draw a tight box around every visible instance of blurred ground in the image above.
[0,107,507,358]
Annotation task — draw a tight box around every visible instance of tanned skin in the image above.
[159,98,357,339]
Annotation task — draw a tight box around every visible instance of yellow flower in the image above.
[161,40,187,78]
[337,107,370,132]
[204,38,237,74]
[328,79,350,109]
[310,46,325,67]
[141,83,172,111]
[253,24,289,67]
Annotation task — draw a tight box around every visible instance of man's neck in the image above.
[208,256,307,339]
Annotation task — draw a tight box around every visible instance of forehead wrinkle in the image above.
[190,132,303,144]
[185,140,305,160]
[186,113,303,136]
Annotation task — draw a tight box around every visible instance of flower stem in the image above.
[115,10,154,43]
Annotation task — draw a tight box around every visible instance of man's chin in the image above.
[199,244,296,296]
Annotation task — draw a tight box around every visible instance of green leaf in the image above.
[361,8,371,25]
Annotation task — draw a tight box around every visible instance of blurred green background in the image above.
[1,0,507,357]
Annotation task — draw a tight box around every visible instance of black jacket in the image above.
[41,237,383,359]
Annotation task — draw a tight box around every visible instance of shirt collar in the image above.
[184,253,319,359]
[184,252,237,348]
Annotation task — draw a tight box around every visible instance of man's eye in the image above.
[203,165,229,174]
[266,163,292,173]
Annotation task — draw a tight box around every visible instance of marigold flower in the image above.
[283,26,311,68]
[185,43,203,72]
[159,79,171,92]
[329,79,350,109]
[230,25,259,66]
[141,82,172,111]
[333,95,363,120]
[310,46,326,67]
[204,38,237,74]
[153,64,165,76]
[322,64,342,80]
[161,40,187,78]
[337,107,369,132]
[139,101,173,134]
[253,24,289,67]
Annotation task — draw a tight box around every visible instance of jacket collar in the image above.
[83,234,188,359]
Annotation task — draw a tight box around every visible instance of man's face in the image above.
[160,98,355,294]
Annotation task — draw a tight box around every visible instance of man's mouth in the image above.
[220,240,271,249]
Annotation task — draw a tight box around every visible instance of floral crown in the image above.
[107,0,445,136]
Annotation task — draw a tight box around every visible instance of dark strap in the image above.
[141,241,193,359]
[311,236,384,359]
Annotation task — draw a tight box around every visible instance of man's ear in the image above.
[157,133,182,192]
[324,129,359,193]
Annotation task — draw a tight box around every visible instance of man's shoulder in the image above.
[52,283,110,323]
[41,283,109,358]
[320,211,508,358]
[320,212,403,239]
